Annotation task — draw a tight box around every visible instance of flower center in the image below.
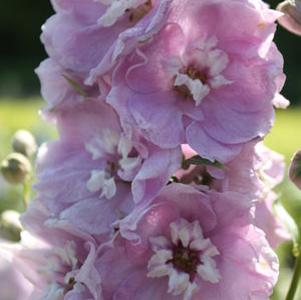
[106,160,119,177]
[171,36,232,106]
[39,242,80,298]
[98,0,152,27]
[186,66,208,82]
[173,66,209,100]
[178,165,215,186]
[147,219,221,299]
[168,241,199,281]
[85,130,142,199]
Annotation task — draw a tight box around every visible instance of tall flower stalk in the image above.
[2,0,299,299]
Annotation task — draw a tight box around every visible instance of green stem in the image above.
[22,179,31,209]
[286,252,301,300]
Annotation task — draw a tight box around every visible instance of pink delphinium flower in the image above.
[175,142,260,198]
[17,198,105,300]
[42,0,171,79]
[15,231,102,299]
[18,1,289,299]
[97,184,278,300]
[254,191,291,248]
[34,100,181,235]
[176,142,291,248]
[35,58,100,111]
[108,0,286,162]
[254,143,286,193]
[176,142,286,197]
[253,143,291,247]
[37,0,172,110]
[0,241,33,300]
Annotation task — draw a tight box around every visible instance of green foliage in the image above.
[62,75,89,97]
[0,98,56,212]
[265,109,301,164]
[265,108,301,300]
[183,155,224,169]
[0,98,56,158]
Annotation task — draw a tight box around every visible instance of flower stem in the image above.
[286,251,301,300]
[22,179,31,209]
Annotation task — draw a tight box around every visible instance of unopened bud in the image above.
[289,150,301,189]
[0,210,22,241]
[277,0,301,35]
[1,153,32,185]
[12,129,37,157]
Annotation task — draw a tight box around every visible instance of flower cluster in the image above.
[13,0,291,299]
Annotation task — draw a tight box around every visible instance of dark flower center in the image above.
[174,65,208,99]
[178,163,215,187]
[186,66,208,83]
[106,160,119,177]
[168,242,200,281]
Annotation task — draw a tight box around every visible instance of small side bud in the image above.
[0,210,22,241]
[12,129,37,157]
[277,0,301,36]
[289,150,301,189]
[1,153,32,185]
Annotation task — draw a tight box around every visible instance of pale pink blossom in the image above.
[97,184,279,300]
[0,241,33,300]
[34,100,180,235]
[108,0,286,162]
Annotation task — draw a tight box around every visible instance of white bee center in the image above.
[147,218,221,300]
[39,241,81,299]
[86,129,142,199]
[171,36,232,106]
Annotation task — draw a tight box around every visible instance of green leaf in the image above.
[23,179,31,209]
[62,74,88,97]
[167,176,179,185]
[183,155,224,169]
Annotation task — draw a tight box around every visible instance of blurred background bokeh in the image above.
[0,0,300,299]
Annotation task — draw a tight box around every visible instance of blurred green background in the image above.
[0,0,301,299]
